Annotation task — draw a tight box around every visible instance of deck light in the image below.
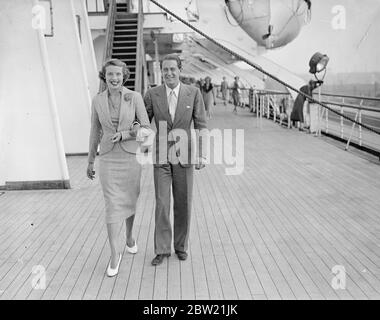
[309,52,329,81]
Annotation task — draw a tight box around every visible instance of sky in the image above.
[145,0,380,75]
[263,0,380,74]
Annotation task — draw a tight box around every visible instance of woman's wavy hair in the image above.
[98,58,130,84]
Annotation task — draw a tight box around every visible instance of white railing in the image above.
[254,90,380,156]
[313,93,380,153]
[253,90,293,129]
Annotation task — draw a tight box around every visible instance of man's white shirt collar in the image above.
[165,82,180,98]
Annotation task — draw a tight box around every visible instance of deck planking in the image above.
[0,104,379,300]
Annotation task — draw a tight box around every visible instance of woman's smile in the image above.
[105,65,124,89]
[109,80,121,86]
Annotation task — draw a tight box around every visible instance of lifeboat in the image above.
[225,0,312,49]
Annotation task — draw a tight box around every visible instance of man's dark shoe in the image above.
[175,250,188,261]
[151,253,170,266]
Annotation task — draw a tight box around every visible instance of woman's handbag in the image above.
[136,126,155,153]
[130,120,155,153]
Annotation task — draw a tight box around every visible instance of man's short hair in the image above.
[161,54,182,70]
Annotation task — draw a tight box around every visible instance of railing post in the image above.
[314,86,321,137]
[256,94,260,128]
[263,95,265,118]
[340,97,344,139]
[260,95,263,128]
[345,110,359,151]
[359,101,363,146]
[249,88,253,112]
[358,110,362,146]
[287,96,291,129]
[257,94,259,128]
[319,108,325,136]
[279,95,283,126]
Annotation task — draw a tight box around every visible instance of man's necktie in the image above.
[168,90,177,122]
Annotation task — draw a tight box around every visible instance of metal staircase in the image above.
[103,0,144,92]
[112,2,138,90]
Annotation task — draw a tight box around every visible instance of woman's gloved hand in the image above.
[87,163,95,180]
[129,122,140,138]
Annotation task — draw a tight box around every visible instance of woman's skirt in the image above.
[232,91,240,106]
[290,96,306,122]
[99,143,142,224]
[203,91,214,111]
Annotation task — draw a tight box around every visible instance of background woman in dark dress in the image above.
[291,80,322,131]
[202,76,216,119]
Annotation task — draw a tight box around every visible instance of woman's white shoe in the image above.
[126,240,138,254]
[107,253,122,277]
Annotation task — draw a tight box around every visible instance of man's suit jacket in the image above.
[88,87,150,164]
[144,83,207,167]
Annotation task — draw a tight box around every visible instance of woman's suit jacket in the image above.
[88,87,150,164]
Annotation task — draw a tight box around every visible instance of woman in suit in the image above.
[87,59,151,277]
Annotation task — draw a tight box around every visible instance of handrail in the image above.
[255,90,290,96]
[103,0,116,62]
[319,100,380,113]
[314,92,380,102]
[254,90,380,155]
[99,0,116,92]
[246,89,380,112]
[104,0,109,11]
[134,0,144,93]
[257,89,380,102]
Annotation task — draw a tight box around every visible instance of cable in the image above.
[224,0,245,26]
[149,0,380,136]
[223,5,240,26]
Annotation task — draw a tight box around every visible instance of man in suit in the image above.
[144,54,208,266]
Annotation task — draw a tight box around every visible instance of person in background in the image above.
[202,76,216,119]
[196,78,205,96]
[220,76,228,106]
[290,79,323,131]
[232,76,241,114]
